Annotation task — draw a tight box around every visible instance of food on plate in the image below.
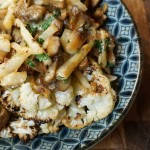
[0,0,117,141]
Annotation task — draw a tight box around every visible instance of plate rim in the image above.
[80,0,143,149]
[0,1,143,150]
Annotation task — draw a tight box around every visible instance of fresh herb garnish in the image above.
[105,37,111,47]
[106,61,114,67]
[35,53,49,62]
[53,9,61,18]
[37,38,44,44]
[40,9,61,31]
[94,37,111,53]
[63,79,69,84]
[26,59,35,68]
[94,39,103,53]
[57,76,65,80]
[26,24,38,36]
[40,16,55,30]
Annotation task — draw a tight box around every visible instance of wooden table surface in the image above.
[91,0,150,149]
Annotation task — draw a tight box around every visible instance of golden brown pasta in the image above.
[3,1,16,30]
[1,72,27,86]
[0,52,30,80]
[56,43,94,80]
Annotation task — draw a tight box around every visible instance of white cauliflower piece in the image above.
[40,109,66,133]
[63,100,87,129]
[83,59,110,94]
[0,127,12,138]
[79,92,115,121]
[1,88,20,112]
[10,118,38,141]
[19,83,39,118]
[54,85,74,106]
[37,104,59,121]
[63,60,116,129]
[38,95,52,110]
[1,82,59,122]
[0,117,38,141]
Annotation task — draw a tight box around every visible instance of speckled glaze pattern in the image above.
[0,0,142,149]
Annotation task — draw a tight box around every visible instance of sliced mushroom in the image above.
[15,0,46,22]
[26,5,46,22]
[46,36,60,57]
[61,29,86,54]
[0,105,9,131]
[69,5,86,30]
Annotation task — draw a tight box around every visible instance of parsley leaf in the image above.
[37,38,44,44]
[26,59,35,68]
[40,16,55,30]
[40,9,61,31]
[26,24,38,36]
[35,53,49,62]
[53,9,61,18]
[106,61,114,67]
[105,37,111,47]
[57,76,65,80]
[94,39,103,53]
[94,37,111,53]
[63,79,69,84]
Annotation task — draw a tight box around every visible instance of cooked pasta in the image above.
[0,0,117,141]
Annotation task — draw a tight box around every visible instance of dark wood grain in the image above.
[91,0,150,149]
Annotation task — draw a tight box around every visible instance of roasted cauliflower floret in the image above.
[40,109,66,133]
[0,117,38,141]
[1,82,59,122]
[54,85,74,106]
[83,58,110,94]
[62,60,116,129]
[10,118,38,141]
[0,127,12,138]
[62,100,87,129]
[1,88,21,112]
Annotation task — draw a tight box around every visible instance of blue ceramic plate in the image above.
[0,0,142,149]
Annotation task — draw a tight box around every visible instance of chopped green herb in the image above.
[105,37,111,47]
[40,9,61,31]
[26,59,35,68]
[106,61,114,67]
[94,38,111,53]
[40,16,55,30]
[63,79,69,84]
[57,76,65,80]
[53,9,61,18]
[35,53,49,62]
[94,39,103,53]
[26,24,38,36]
[38,38,44,44]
